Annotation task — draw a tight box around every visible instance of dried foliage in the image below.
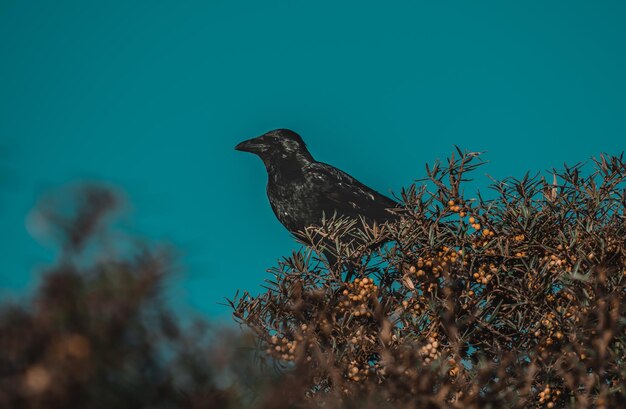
[232,151,626,408]
[0,186,271,409]
[2,152,626,408]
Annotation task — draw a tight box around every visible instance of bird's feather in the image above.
[304,162,398,225]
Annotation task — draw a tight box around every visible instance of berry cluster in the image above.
[533,312,565,349]
[347,360,369,382]
[418,335,440,364]
[537,384,561,408]
[540,246,574,273]
[340,277,378,317]
[448,199,467,217]
[409,247,465,279]
[401,295,427,317]
[471,262,496,285]
[267,335,299,361]
[468,216,481,230]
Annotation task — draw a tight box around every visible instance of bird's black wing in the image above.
[305,162,399,224]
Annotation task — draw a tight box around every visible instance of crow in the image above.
[235,129,399,273]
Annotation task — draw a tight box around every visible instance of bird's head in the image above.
[235,129,313,165]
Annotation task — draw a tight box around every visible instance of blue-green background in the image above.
[1,1,625,317]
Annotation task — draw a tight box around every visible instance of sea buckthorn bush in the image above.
[232,150,626,408]
[0,186,266,409]
[2,151,625,408]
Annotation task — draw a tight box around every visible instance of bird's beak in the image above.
[235,136,268,154]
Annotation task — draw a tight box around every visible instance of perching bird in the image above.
[235,129,399,271]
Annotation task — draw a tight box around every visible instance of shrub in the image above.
[2,151,625,408]
[0,186,260,409]
[231,151,626,408]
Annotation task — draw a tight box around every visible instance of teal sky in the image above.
[1,1,625,317]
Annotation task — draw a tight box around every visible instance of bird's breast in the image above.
[267,180,320,232]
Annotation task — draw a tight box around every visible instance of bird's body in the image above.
[236,129,398,267]
[266,161,398,234]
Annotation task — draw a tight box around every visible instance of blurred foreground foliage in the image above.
[232,151,626,408]
[2,151,626,409]
[0,186,275,409]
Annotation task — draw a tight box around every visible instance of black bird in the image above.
[235,129,399,270]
